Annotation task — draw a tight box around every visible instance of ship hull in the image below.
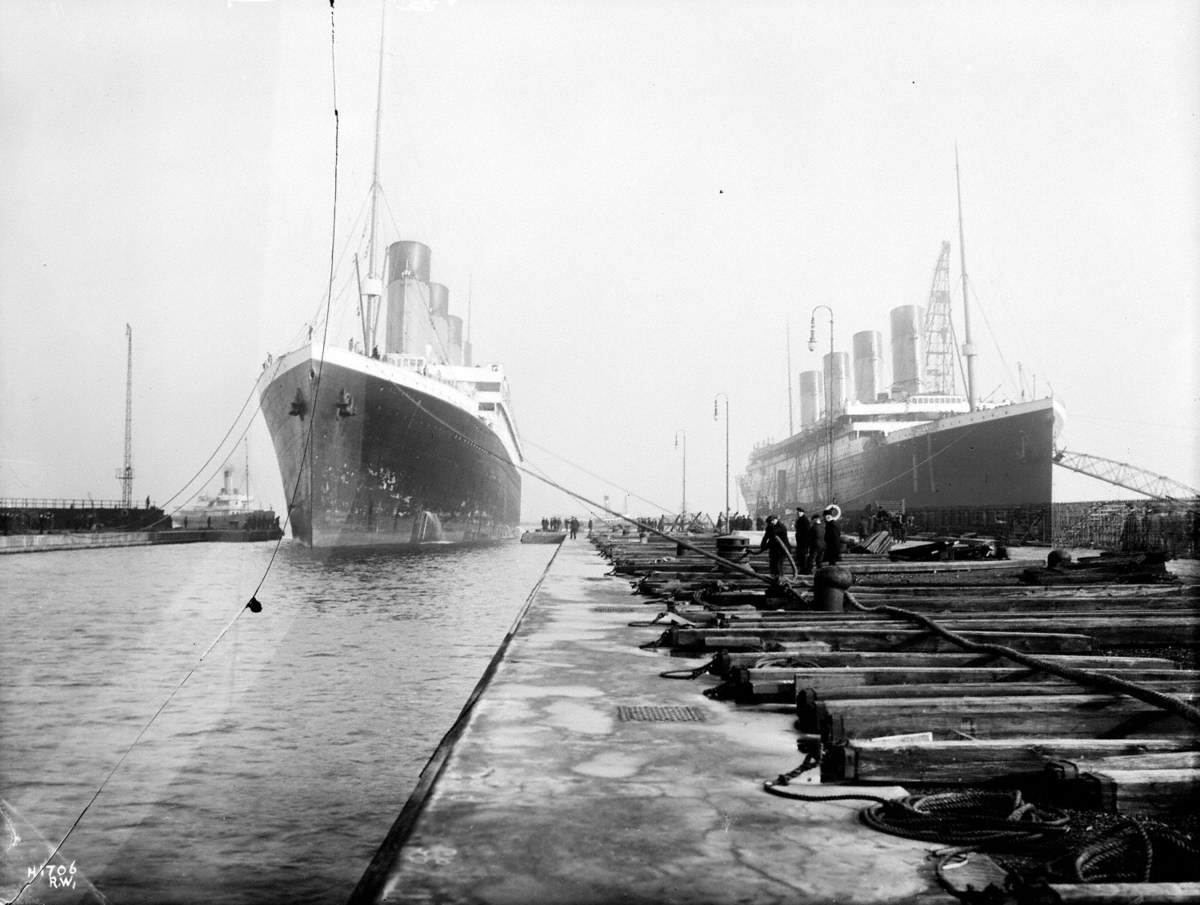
[741,398,1061,518]
[259,347,520,548]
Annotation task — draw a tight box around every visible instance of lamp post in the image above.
[713,393,729,534]
[673,429,687,529]
[808,305,835,503]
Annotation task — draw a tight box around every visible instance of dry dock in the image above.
[353,540,969,905]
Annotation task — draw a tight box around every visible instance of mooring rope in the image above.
[1071,818,1200,883]
[374,371,787,587]
[10,12,344,900]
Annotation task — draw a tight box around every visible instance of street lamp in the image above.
[808,305,835,503]
[713,393,729,534]
[673,429,687,529]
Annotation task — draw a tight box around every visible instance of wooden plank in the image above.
[1047,767,1200,817]
[773,667,1198,688]
[850,584,1185,598]
[718,598,1200,615]
[797,692,1200,742]
[719,667,1196,704]
[721,607,1200,623]
[935,852,1200,904]
[1057,751,1200,771]
[795,679,1199,702]
[667,625,1093,653]
[824,737,1194,783]
[713,650,1179,672]
[713,614,1199,646]
[1052,883,1200,904]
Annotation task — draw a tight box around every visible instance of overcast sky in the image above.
[1,0,1197,523]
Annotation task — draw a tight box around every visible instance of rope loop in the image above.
[658,660,714,680]
[861,790,1069,846]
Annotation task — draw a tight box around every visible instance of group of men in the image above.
[541,515,581,538]
[756,506,842,580]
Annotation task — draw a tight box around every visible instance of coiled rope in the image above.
[860,790,1070,847]
[1071,818,1200,883]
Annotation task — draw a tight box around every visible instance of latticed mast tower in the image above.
[921,241,959,396]
[115,323,134,507]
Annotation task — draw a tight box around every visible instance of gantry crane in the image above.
[921,241,960,396]
[1053,448,1199,501]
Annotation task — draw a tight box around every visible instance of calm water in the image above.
[0,539,560,904]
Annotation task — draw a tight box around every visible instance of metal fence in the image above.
[1052,499,1199,557]
[901,499,1198,557]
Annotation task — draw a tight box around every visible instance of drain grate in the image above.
[617,704,706,723]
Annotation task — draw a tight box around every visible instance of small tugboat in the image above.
[172,466,278,531]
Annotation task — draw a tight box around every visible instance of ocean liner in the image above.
[257,11,521,549]
[740,170,1064,532]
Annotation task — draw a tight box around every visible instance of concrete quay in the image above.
[352,539,950,905]
[0,528,282,554]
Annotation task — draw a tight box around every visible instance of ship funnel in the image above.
[799,369,823,428]
[429,282,451,362]
[890,305,924,399]
[383,240,436,356]
[386,240,432,284]
[852,330,883,404]
[429,282,449,316]
[447,315,464,366]
[823,351,851,415]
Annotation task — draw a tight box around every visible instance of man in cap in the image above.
[793,506,812,572]
[757,514,794,581]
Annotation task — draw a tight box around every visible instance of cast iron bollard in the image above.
[813,565,853,612]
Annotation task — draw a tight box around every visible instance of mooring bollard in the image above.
[813,565,853,612]
[715,535,749,557]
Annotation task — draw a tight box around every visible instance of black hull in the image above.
[742,399,1060,517]
[260,351,520,548]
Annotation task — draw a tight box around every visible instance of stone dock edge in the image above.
[348,540,949,905]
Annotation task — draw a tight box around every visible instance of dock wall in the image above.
[0,528,282,554]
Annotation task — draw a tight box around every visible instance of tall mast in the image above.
[363,0,389,351]
[955,146,978,412]
[116,323,134,507]
[785,321,795,436]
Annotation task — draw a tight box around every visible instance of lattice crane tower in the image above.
[115,323,134,507]
[922,241,958,396]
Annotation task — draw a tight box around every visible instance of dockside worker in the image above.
[809,514,826,570]
[757,515,794,580]
[823,507,843,565]
[793,506,812,571]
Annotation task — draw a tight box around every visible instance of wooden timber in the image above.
[715,667,1200,704]
[711,597,1200,615]
[704,614,1199,647]
[797,692,1200,742]
[665,625,1094,653]
[938,852,1200,903]
[707,650,1179,676]
[1051,750,1200,771]
[1044,765,1200,817]
[598,529,1200,870]
[794,679,1200,702]
[823,737,1196,784]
